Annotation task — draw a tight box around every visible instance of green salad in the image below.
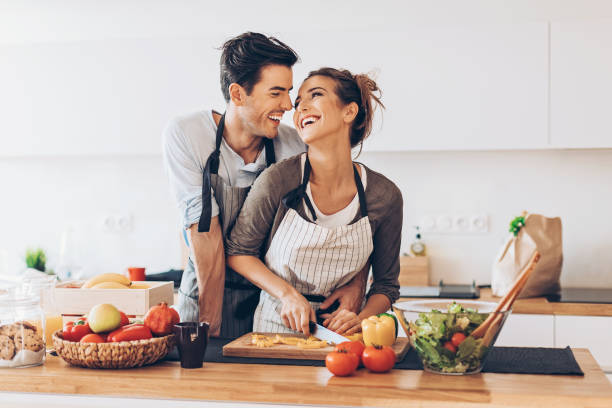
[408,302,490,374]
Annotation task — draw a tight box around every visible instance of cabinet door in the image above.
[0,36,227,156]
[494,314,554,347]
[273,23,550,152]
[551,21,612,148]
[555,315,612,372]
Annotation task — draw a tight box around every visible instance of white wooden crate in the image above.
[55,281,174,316]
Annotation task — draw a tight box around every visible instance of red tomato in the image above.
[362,345,396,373]
[443,341,457,353]
[325,350,359,377]
[80,333,106,343]
[335,341,365,363]
[451,332,467,347]
[119,311,130,327]
[62,320,92,342]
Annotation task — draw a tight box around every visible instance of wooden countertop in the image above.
[401,288,612,317]
[1,350,611,407]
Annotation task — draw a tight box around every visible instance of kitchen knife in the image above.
[308,321,350,345]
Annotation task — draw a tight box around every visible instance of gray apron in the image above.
[177,112,275,338]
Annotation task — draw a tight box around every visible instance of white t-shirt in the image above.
[302,155,368,228]
[162,110,305,229]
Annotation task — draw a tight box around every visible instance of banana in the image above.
[82,273,131,289]
[90,281,130,289]
[128,283,150,289]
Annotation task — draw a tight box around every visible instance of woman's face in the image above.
[293,75,354,146]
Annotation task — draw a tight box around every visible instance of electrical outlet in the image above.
[419,213,489,235]
[100,213,134,234]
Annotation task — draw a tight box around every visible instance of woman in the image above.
[226,68,402,335]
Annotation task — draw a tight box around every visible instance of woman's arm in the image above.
[227,255,316,335]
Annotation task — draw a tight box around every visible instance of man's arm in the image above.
[319,261,369,320]
[187,216,225,337]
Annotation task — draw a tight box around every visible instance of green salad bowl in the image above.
[393,300,511,375]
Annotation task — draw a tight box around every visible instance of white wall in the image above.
[1,149,611,288]
[1,1,611,287]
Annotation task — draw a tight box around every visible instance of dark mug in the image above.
[173,322,209,369]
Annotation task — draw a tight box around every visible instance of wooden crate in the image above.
[399,256,430,286]
[54,281,174,316]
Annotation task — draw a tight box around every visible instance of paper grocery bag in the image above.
[492,213,563,298]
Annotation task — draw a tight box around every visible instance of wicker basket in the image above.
[52,330,175,369]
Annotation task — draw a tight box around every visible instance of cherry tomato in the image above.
[80,333,106,343]
[362,345,395,373]
[119,311,130,327]
[62,319,92,342]
[335,341,365,363]
[325,350,359,376]
[451,332,467,347]
[443,341,457,353]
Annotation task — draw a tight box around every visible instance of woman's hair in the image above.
[304,67,384,149]
[219,32,299,103]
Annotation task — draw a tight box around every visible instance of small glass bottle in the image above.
[22,275,62,348]
[410,226,427,257]
[0,293,46,368]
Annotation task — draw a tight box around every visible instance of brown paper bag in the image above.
[492,213,563,298]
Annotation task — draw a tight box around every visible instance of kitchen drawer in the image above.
[494,314,554,347]
[555,315,612,372]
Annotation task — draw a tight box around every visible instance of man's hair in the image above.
[219,32,299,103]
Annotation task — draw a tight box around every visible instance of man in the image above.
[163,32,367,338]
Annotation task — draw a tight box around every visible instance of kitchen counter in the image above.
[1,350,611,407]
[402,288,612,317]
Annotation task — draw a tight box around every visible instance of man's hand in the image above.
[319,262,369,327]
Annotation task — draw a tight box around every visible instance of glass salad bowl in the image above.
[393,300,511,375]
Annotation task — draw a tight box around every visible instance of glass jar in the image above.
[0,293,46,368]
[22,275,62,348]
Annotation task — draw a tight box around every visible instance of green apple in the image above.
[88,303,121,333]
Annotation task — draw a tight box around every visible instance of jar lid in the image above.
[0,293,40,308]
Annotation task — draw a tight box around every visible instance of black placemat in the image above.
[164,338,583,375]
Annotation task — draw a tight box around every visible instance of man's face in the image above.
[238,64,293,139]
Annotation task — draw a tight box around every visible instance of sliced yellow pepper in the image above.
[361,313,398,347]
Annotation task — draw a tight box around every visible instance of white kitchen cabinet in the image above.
[285,23,549,152]
[555,315,612,372]
[494,314,555,347]
[0,36,227,156]
[550,20,612,148]
[1,24,549,157]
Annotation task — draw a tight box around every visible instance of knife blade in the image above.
[308,321,350,345]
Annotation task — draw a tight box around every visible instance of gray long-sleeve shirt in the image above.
[226,153,403,304]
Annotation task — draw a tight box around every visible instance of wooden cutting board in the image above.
[222,332,411,361]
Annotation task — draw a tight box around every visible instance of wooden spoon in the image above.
[471,251,541,344]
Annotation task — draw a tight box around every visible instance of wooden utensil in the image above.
[471,251,541,345]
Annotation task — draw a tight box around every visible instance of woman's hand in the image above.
[279,292,316,335]
[323,309,362,335]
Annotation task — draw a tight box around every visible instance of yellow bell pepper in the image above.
[361,313,398,347]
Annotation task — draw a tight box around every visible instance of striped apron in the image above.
[176,113,275,338]
[254,155,374,333]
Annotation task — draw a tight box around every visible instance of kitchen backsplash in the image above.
[1,148,611,287]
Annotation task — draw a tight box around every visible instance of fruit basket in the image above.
[52,330,175,369]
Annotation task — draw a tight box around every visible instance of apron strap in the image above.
[197,114,276,233]
[287,155,368,221]
[264,137,276,166]
[197,113,225,232]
